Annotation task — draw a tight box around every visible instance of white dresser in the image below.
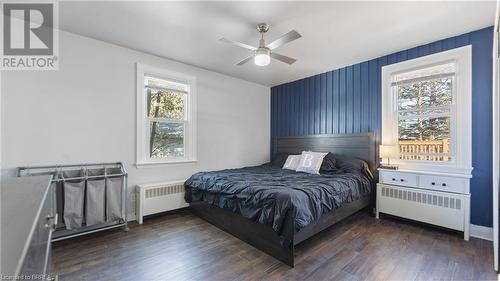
[376,168,471,240]
[1,176,56,280]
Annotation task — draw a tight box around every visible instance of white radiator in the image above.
[136,180,188,224]
[377,184,470,233]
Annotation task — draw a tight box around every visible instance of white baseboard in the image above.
[127,213,137,222]
[127,208,493,240]
[470,224,493,241]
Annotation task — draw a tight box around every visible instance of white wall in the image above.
[1,31,270,217]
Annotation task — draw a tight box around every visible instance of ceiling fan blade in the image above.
[236,55,255,66]
[267,30,302,50]
[220,38,257,51]
[271,53,297,65]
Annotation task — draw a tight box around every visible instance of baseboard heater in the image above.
[377,184,470,234]
[136,180,188,224]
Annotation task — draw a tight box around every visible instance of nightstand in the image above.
[376,168,471,240]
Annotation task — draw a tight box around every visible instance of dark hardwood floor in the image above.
[53,210,497,281]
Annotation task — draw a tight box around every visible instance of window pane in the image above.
[398,107,450,118]
[398,117,451,162]
[149,122,184,158]
[397,77,452,111]
[393,62,455,83]
[145,76,188,92]
[147,89,185,120]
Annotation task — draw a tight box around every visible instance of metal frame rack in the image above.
[17,162,128,241]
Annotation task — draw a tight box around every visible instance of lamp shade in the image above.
[379,145,398,159]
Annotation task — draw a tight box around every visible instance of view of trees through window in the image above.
[397,75,452,161]
[146,87,185,159]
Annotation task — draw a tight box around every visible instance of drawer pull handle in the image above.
[392,178,396,181]
[431,182,436,185]
[45,214,58,231]
[442,183,447,187]
[400,179,404,182]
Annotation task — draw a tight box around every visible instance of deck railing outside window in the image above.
[399,139,450,161]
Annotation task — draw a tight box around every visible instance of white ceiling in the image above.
[59,1,495,87]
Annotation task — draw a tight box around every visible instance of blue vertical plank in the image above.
[302,79,307,135]
[306,78,313,135]
[444,37,456,50]
[455,33,470,47]
[280,85,285,137]
[368,59,378,133]
[320,73,327,134]
[275,86,282,137]
[353,64,361,133]
[407,47,419,60]
[284,83,290,136]
[295,80,303,136]
[288,83,292,136]
[470,27,493,226]
[339,68,346,134]
[376,56,387,141]
[387,53,398,66]
[418,44,431,57]
[333,69,340,134]
[292,82,298,136]
[294,80,302,136]
[291,82,297,136]
[282,84,287,136]
[295,81,300,136]
[310,77,315,134]
[396,50,407,63]
[326,71,333,134]
[429,40,443,54]
[346,66,353,133]
[307,78,312,135]
[300,79,306,136]
[270,87,276,157]
[313,75,321,134]
[361,61,370,132]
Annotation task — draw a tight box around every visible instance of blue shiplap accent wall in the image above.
[271,26,493,227]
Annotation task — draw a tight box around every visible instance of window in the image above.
[136,64,197,166]
[395,63,454,162]
[382,46,472,174]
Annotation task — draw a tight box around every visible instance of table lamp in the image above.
[379,145,398,169]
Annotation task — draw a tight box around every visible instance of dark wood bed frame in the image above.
[190,133,377,267]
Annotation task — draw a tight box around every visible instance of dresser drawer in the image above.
[380,171,418,187]
[419,175,467,194]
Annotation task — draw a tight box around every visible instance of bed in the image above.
[184,133,376,267]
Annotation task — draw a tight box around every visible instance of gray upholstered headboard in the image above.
[276,133,377,174]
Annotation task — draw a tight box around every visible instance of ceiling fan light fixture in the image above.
[254,48,270,66]
[221,23,301,67]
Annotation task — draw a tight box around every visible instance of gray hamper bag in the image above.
[86,169,106,226]
[106,168,123,222]
[86,179,106,226]
[62,170,85,230]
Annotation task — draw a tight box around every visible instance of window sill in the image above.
[135,160,198,168]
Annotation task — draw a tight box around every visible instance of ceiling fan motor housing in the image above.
[257,23,270,33]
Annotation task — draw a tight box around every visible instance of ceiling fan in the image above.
[220,23,302,67]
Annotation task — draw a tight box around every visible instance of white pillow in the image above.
[282,155,301,170]
[295,151,328,175]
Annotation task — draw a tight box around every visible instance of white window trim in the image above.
[381,46,472,175]
[136,63,197,167]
